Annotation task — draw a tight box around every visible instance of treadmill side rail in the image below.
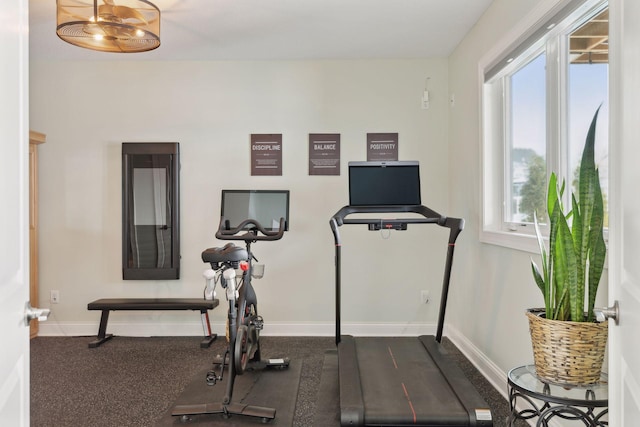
[419,336,493,426]
[337,335,365,426]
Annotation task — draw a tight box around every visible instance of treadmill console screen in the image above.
[348,161,421,206]
[220,189,290,231]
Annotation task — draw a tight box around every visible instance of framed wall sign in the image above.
[309,133,340,176]
[251,134,282,176]
[366,132,398,161]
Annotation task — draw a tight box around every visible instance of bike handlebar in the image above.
[215,217,286,242]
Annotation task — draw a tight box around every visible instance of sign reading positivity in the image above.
[367,133,398,161]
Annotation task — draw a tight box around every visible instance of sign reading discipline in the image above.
[251,134,282,176]
[309,133,340,176]
[367,133,398,161]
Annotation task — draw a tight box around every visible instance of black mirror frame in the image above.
[122,142,180,280]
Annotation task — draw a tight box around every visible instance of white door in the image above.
[0,0,31,425]
[608,0,640,425]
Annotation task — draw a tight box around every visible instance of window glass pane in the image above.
[568,8,609,226]
[508,53,547,223]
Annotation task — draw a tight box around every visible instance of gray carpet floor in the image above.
[30,335,523,426]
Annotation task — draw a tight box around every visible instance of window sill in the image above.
[479,228,540,254]
[480,228,610,270]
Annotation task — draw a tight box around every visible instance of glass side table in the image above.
[507,365,608,426]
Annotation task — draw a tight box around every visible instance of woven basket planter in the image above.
[526,309,607,385]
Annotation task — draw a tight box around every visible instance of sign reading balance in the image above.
[309,133,340,176]
[251,134,282,176]
[367,133,398,161]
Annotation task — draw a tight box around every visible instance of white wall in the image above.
[447,0,609,382]
[29,59,452,337]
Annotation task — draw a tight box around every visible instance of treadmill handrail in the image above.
[330,204,464,345]
[331,204,446,227]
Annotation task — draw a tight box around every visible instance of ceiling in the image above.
[29,0,493,61]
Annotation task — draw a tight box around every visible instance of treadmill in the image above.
[329,161,493,427]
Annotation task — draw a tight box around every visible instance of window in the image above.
[481,0,608,251]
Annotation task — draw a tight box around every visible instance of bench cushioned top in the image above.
[88,298,218,311]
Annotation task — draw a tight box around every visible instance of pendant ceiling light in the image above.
[56,0,160,53]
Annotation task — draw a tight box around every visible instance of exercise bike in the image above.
[172,216,289,423]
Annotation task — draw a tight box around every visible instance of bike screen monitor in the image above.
[220,190,290,232]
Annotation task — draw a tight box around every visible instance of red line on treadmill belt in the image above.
[387,346,398,369]
[402,382,417,424]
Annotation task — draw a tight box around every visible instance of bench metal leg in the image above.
[88,310,113,348]
[200,310,217,348]
[88,305,218,349]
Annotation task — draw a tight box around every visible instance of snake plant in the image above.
[531,108,606,322]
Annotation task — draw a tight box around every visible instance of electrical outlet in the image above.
[51,290,60,304]
[421,290,430,304]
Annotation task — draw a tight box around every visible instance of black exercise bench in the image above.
[87,298,219,349]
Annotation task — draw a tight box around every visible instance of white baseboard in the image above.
[38,321,211,338]
[37,320,437,338]
[445,326,510,400]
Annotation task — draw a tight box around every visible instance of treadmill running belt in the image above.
[339,335,492,426]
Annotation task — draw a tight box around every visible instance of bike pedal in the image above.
[253,315,264,330]
[265,357,290,368]
[205,370,218,386]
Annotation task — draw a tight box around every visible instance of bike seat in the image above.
[202,243,248,264]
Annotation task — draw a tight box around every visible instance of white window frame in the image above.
[480,0,608,253]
